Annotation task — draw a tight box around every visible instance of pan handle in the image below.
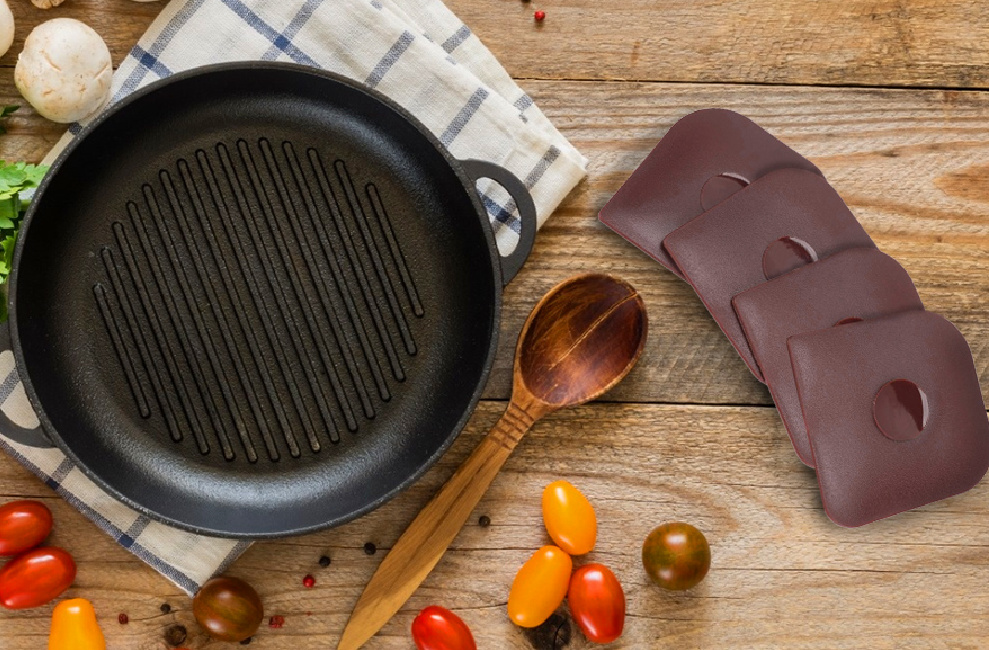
[460,159,537,287]
[0,322,53,448]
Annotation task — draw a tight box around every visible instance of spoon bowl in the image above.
[517,274,648,408]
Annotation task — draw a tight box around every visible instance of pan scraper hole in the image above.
[700,172,750,211]
[874,379,929,441]
[762,236,818,280]
[476,178,522,257]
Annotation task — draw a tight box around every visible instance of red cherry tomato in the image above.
[567,563,625,644]
[411,605,477,650]
[0,546,76,609]
[0,500,53,556]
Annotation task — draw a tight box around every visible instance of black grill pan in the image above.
[3,62,536,538]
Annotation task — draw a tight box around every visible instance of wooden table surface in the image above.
[3,1,989,648]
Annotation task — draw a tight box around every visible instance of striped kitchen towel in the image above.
[0,0,587,595]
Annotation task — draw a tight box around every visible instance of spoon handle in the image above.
[336,399,541,650]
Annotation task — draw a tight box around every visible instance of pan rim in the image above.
[8,61,506,539]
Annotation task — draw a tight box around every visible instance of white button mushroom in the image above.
[31,0,67,8]
[0,0,13,59]
[15,18,113,124]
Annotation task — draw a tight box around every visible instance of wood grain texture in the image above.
[5,1,989,90]
[4,401,989,649]
[446,0,989,89]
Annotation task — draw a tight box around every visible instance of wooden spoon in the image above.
[336,274,648,649]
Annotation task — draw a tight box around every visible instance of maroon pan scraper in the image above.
[663,167,875,381]
[732,248,924,466]
[788,311,989,527]
[598,108,821,278]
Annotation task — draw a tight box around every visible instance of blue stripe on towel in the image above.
[219,0,319,67]
[261,0,322,61]
[115,0,207,102]
[481,195,522,235]
[441,25,471,53]
[134,46,174,78]
[440,88,489,146]
[0,368,19,403]
[365,31,415,88]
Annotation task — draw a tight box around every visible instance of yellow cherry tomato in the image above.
[541,480,597,555]
[507,545,572,628]
[49,598,106,650]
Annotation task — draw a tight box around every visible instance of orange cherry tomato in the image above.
[0,546,76,609]
[49,598,106,650]
[642,522,711,591]
[411,605,477,650]
[507,545,572,628]
[567,563,625,644]
[541,481,597,556]
[0,500,53,556]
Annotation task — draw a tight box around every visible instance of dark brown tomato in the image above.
[641,522,711,591]
[193,576,264,642]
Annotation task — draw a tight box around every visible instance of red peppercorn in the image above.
[534,10,545,21]
[302,574,315,589]
[268,615,285,629]
[118,613,129,625]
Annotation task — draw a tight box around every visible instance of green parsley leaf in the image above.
[0,159,49,322]
[0,106,17,136]
[2,234,16,274]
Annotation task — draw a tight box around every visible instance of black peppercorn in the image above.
[160,603,171,615]
[479,515,491,527]
[164,624,188,646]
[363,542,376,555]
[522,610,571,650]
[319,555,331,568]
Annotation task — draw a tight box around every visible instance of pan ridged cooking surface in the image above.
[11,64,501,537]
[95,140,423,463]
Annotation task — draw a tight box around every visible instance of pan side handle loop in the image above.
[460,159,537,287]
[0,322,53,448]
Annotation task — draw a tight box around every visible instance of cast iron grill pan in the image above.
[9,64,533,537]
[97,140,420,459]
